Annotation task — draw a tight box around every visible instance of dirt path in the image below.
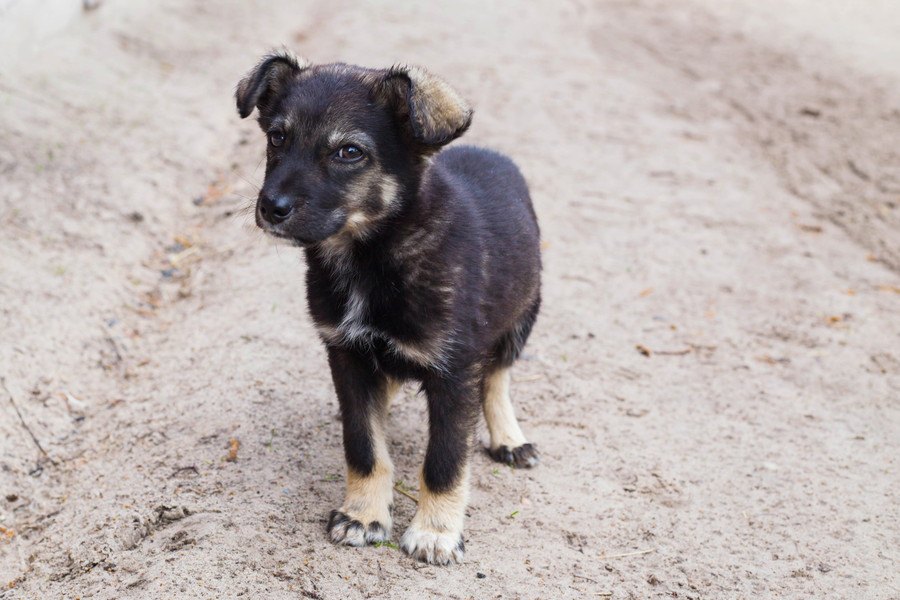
[1,1,898,598]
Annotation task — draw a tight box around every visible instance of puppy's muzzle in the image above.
[259,194,294,225]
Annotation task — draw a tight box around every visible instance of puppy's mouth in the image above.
[260,223,329,250]
[261,226,317,247]
[255,205,347,247]
[254,209,311,247]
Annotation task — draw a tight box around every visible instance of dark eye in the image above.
[268,130,285,147]
[334,145,364,163]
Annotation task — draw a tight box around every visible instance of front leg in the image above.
[326,346,400,546]
[400,371,479,565]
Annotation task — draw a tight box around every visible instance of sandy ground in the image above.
[1,0,899,598]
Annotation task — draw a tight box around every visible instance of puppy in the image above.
[235,50,542,565]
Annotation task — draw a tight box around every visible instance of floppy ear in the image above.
[381,66,473,146]
[235,50,310,118]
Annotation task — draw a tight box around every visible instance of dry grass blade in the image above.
[599,547,656,560]
[2,377,58,466]
[654,348,691,356]
[393,482,419,504]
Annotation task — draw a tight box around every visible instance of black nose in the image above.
[259,195,294,224]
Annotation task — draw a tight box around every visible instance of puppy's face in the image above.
[235,52,472,246]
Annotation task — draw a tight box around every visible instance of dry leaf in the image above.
[225,438,240,462]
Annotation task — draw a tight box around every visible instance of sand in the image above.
[1,0,898,598]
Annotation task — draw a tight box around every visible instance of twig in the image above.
[103,329,124,365]
[393,483,419,504]
[653,348,691,356]
[2,377,58,466]
[514,374,543,383]
[599,547,656,560]
[171,465,200,478]
[169,246,200,268]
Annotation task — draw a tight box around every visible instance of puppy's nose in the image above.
[259,195,294,224]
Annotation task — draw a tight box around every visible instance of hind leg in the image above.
[483,366,539,468]
[483,297,540,467]
[483,299,540,468]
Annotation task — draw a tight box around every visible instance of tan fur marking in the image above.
[483,367,528,450]
[379,175,400,209]
[315,323,340,343]
[400,463,470,564]
[333,378,400,541]
[405,66,472,142]
[345,211,371,232]
[342,440,392,526]
[387,339,436,366]
[413,466,469,532]
[327,129,375,150]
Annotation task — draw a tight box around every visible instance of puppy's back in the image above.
[430,145,542,335]
[434,145,536,221]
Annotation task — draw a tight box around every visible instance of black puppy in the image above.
[235,50,542,565]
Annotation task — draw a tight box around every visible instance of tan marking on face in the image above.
[379,174,400,209]
[337,173,401,241]
[483,367,529,450]
[345,211,370,232]
[327,129,375,150]
[276,114,295,133]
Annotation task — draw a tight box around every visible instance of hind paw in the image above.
[489,442,539,468]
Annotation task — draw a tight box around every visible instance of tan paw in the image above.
[399,523,464,565]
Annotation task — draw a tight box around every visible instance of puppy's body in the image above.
[236,52,541,564]
[307,145,540,377]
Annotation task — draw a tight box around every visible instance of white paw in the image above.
[400,524,464,565]
[327,510,391,547]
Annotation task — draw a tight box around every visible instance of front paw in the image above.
[489,442,539,468]
[400,524,465,565]
[327,510,390,547]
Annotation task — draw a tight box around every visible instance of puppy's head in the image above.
[235,50,472,246]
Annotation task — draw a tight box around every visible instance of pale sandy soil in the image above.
[1,1,898,598]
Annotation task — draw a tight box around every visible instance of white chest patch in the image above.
[338,287,371,343]
[314,285,448,370]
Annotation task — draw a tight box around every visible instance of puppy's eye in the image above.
[334,145,364,163]
[268,130,285,147]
